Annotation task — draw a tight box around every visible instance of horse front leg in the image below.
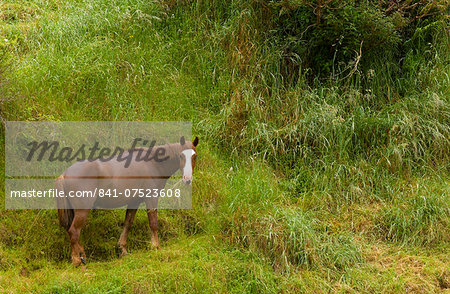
[146,208,160,249]
[68,209,89,266]
[118,208,137,257]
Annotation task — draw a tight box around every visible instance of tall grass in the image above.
[0,0,449,292]
[376,180,449,245]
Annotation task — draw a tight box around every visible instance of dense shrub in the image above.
[194,0,449,181]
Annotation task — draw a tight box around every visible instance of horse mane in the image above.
[126,142,183,160]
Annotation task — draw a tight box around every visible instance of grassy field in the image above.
[0,0,449,293]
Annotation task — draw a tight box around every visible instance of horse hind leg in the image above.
[118,208,137,257]
[68,209,89,266]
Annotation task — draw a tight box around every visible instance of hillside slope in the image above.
[0,0,449,293]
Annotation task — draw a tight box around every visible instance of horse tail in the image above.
[55,175,74,231]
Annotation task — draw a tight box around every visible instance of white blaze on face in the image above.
[182,149,196,183]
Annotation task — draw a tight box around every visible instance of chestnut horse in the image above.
[56,136,198,266]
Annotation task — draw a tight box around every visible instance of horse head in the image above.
[178,136,199,185]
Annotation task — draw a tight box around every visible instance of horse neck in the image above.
[158,143,182,176]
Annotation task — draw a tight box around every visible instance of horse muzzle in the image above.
[182,176,192,185]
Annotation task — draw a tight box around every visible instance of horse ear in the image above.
[180,136,185,145]
[193,136,199,147]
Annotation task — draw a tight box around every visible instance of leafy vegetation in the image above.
[0,0,449,292]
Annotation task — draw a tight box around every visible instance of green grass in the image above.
[1,0,449,293]
[1,235,448,293]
